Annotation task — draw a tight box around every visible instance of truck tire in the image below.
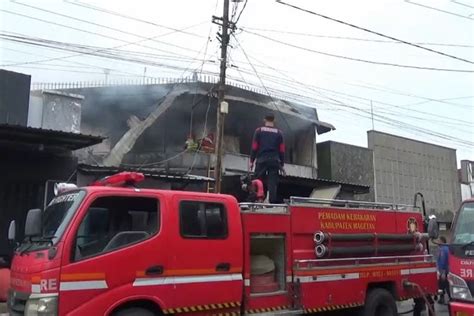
[113,307,157,316]
[361,288,397,316]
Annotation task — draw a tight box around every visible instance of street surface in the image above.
[0,300,450,316]
[397,300,449,316]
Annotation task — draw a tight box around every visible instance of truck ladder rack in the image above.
[289,196,419,212]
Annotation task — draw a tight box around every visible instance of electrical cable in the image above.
[405,0,474,21]
[65,0,205,38]
[228,49,474,147]
[10,1,204,55]
[0,31,211,74]
[276,0,474,64]
[240,26,474,48]
[451,0,474,10]
[0,9,203,63]
[233,0,249,25]
[232,34,293,132]
[231,51,474,126]
[242,29,474,73]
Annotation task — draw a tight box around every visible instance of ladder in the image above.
[207,156,215,193]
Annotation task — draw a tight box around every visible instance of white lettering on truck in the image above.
[40,279,58,291]
[460,269,473,278]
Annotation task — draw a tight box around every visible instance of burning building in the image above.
[36,77,369,200]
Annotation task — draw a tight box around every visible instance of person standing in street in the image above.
[437,235,450,304]
[250,113,285,203]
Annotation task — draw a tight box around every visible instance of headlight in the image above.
[449,272,473,301]
[25,295,58,316]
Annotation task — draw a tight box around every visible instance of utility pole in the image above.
[213,0,231,193]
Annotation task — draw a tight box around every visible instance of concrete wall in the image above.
[317,141,374,201]
[368,131,461,222]
[0,70,30,126]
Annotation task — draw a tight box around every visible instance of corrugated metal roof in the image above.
[0,124,104,150]
[280,175,370,194]
[77,164,214,182]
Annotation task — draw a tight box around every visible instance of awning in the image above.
[280,175,370,194]
[77,164,214,183]
[0,124,103,151]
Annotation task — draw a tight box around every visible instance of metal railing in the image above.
[239,202,288,213]
[289,197,420,212]
[30,75,265,95]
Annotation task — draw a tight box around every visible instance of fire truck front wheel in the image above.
[361,288,397,316]
[113,307,158,316]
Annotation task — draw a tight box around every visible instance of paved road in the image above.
[397,300,449,316]
[0,301,450,316]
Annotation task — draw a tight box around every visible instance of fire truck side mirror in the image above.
[427,217,439,239]
[8,220,16,242]
[25,209,42,237]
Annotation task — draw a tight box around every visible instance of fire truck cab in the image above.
[446,198,474,316]
[7,172,438,316]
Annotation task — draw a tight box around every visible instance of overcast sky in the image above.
[1,0,473,162]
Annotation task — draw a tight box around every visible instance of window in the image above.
[180,201,227,239]
[74,196,159,261]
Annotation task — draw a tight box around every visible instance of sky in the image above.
[1,0,473,163]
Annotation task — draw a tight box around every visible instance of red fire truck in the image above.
[446,198,474,315]
[6,172,438,316]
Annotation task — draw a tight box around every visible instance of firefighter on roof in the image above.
[250,112,285,204]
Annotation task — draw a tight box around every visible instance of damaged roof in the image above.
[77,163,214,182]
[0,124,103,151]
[280,175,371,194]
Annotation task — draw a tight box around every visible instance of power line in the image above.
[0,36,201,73]
[242,29,474,73]
[10,1,204,55]
[233,0,249,24]
[275,0,474,64]
[241,26,474,48]
[232,52,474,111]
[229,44,474,111]
[232,34,293,132]
[231,58,474,127]
[229,50,474,133]
[0,23,208,72]
[0,9,202,60]
[0,32,206,66]
[405,0,474,21]
[451,0,474,10]
[65,0,205,38]
[1,32,222,83]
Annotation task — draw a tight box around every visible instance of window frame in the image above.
[71,195,161,262]
[179,200,228,240]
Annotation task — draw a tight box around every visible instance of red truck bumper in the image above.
[450,301,474,316]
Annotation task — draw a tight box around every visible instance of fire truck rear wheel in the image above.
[113,307,158,316]
[361,288,397,316]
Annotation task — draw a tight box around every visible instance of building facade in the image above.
[368,131,461,223]
[317,141,375,201]
[36,78,370,201]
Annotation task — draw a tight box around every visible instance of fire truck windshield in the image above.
[453,202,474,245]
[18,190,86,253]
